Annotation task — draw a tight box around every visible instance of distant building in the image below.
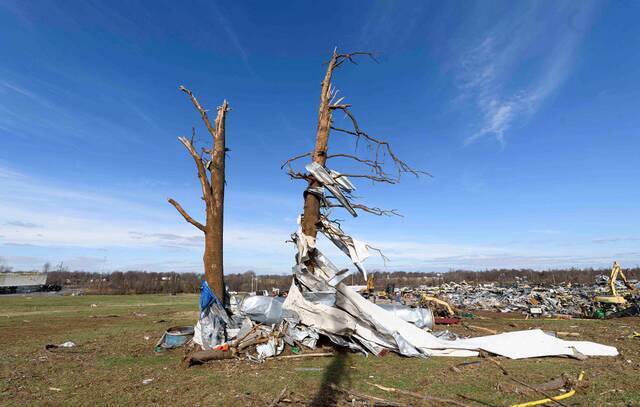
[0,272,48,294]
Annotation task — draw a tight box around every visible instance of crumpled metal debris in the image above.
[238,295,284,325]
[306,162,356,217]
[279,162,618,360]
[253,336,285,361]
[283,321,320,348]
[413,277,638,317]
[186,160,620,363]
[318,218,372,278]
[378,304,434,330]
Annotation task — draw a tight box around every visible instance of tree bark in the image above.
[287,50,425,279]
[204,100,228,300]
[301,51,338,241]
[169,88,229,301]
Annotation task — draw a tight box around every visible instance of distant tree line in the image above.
[37,265,639,295]
[46,270,201,295]
[372,267,640,287]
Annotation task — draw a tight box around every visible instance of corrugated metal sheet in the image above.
[0,272,47,287]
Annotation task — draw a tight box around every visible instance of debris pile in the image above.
[414,277,639,317]
[179,163,619,364]
[184,274,619,364]
[279,161,618,359]
[421,281,593,316]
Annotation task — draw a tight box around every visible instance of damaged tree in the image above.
[277,49,438,356]
[168,86,229,300]
[183,51,619,363]
[284,49,427,272]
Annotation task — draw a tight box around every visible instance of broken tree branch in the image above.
[268,386,288,407]
[366,382,468,407]
[325,202,402,217]
[281,152,312,170]
[332,51,378,69]
[271,352,334,360]
[486,357,568,407]
[287,171,310,181]
[333,173,397,184]
[329,383,404,407]
[167,198,206,232]
[177,136,211,200]
[179,85,217,143]
[326,153,387,177]
[366,244,391,265]
[331,107,430,181]
[352,204,401,217]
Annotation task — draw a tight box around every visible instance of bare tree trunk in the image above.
[204,99,228,299]
[284,50,425,273]
[169,88,229,301]
[301,52,338,241]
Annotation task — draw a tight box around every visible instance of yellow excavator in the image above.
[364,274,387,299]
[594,261,637,305]
[418,294,456,316]
[366,274,375,295]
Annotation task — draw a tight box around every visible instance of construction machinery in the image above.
[592,261,638,317]
[594,261,636,305]
[366,274,375,296]
[418,294,456,316]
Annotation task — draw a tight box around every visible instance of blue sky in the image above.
[1,1,639,274]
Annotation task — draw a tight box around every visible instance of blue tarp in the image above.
[197,279,230,349]
[199,279,224,316]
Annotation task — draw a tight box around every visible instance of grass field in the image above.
[1,294,639,406]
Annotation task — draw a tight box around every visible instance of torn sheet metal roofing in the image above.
[378,304,434,330]
[283,162,618,360]
[238,295,284,325]
[448,329,617,359]
[319,218,371,278]
[306,162,357,217]
[283,262,618,359]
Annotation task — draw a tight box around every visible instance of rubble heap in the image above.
[417,278,639,317]
[186,163,619,363]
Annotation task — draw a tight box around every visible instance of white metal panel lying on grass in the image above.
[286,279,619,359]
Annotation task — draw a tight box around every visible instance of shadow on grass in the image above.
[309,348,350,407]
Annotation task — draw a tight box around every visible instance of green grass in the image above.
[1,293,639,406]
[0,293,197,317]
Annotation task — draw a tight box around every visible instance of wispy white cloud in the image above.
[4,220,40,228]
[0,81,53,108]
[0,76,146,145]
[0,166,24,179]
[0,164,294,272]
[457,3,598,145]
[1,163,637,273]
[0,165,291,249]
[121,100,164,133]
[206,3,254,77]
[592,237,640,244]
[358,2,423,51]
